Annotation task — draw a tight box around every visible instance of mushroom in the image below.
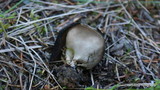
[50,23,105,86]
[65,24,105,69]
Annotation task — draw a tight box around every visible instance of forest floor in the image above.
[0,0,160,90]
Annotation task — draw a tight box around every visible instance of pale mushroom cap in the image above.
[65,24,105,69]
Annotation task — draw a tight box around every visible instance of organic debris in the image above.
[0,0,160,89]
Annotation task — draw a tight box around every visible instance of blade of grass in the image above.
[0,0,24,17]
